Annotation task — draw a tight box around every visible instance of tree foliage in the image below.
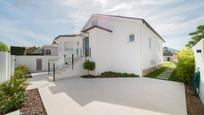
[0,41,9,52]
[175,48,195,84]
[186,24,204,47]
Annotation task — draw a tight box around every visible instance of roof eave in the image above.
[81,25,113,33]
[142,20,165,42]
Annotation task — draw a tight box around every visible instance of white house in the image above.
[43,44,58,56]
[54,34,84,66]
[53,14,165,76]
[193,38,204,105]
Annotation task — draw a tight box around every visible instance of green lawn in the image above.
[168,70,178,81]
[145,62,176,78]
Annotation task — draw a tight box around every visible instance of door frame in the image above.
[36,59,42,71]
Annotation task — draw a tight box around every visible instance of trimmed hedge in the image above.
[10,46,25,55]
[83,60,95,74]
[100,71,139,77]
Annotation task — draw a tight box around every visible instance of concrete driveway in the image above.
[27,74,187,115]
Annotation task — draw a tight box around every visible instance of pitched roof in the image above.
[81,25,112,33]
[85,14,165,42]
[54,34,79,40]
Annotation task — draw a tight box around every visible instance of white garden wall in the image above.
[10,55,15,76]
[193,39,204,105]
[0,52,14,82]
[15,56,57,73]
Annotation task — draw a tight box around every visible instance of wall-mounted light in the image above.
[197,49,202,53]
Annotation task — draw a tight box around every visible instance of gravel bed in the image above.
[185,84,204,115]
[20,89,47,115]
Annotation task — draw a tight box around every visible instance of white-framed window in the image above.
[129,34,135,42]
[45,49,51,55]
[149,37,152,49]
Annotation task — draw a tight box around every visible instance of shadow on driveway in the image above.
[48,77,186,115]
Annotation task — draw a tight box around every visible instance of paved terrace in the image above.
[27,73,187,115]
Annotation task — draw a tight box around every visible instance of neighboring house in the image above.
[163,47,178,62]
[43,44,58,56]
[193,38,204,105]
[26,46,44,55]
[53,14,165,76]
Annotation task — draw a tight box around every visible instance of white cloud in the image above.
[1,0,204,49]
[0,18,52,46]
[105,2,134,13]
[139,0,174,5]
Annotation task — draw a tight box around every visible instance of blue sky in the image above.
[0,0,204,50]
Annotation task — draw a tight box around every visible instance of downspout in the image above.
[139,21,143,77]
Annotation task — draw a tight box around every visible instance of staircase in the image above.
[49,56,87,80]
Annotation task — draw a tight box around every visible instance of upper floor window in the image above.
[149,37,152,49]
[129,34,135,42]
[45,49,51,55]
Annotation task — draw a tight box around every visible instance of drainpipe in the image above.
[139,21,143,77]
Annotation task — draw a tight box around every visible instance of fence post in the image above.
[53,63,55,81]
[72,54,74,70]
[48,62,50,74]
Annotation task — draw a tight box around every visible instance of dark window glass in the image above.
[129,35,135,42]
[45,49,51,55]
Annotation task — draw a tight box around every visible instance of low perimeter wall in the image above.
[193,39,204,105]
[0,52,15,82]
[15,56,57,73]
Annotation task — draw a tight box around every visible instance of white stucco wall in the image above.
[44,46,58,56]
[15,56,57,72]
[0,52,12,82]
[55,36,83,64]
[141,23,163,71]
[10,55,15,76]
[89,19,141,75]
[193,39,204,105]
[87,16,163,76]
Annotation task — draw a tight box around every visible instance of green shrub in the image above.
[0,41,9,52]
[0,77,26,114]
[100,71,139,77]
[83,60,95,74]
[174,48,195,84]
[14,65,29,79]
